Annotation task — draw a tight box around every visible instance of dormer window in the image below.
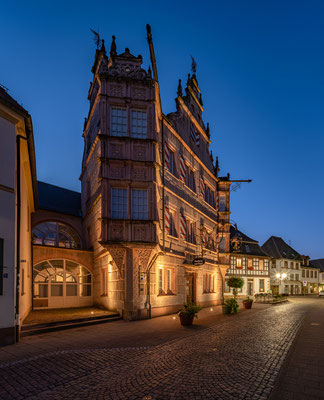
[111,108,127,137]
[131,110,147,138]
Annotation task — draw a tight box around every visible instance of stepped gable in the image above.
[167,72,214,173]
[230,225,269,257]
[261,236,301,260]
[95,36,152,82]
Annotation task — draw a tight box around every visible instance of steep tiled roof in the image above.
[310,259,324,272]
[0,86,29,116]
[230,226,269,257]
[261,236,301,260]
[37,181,81,217]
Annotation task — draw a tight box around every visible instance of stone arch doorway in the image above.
[33,259,93,309]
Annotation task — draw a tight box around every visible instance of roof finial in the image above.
[206,122,210,138]
[177,79,183,97]
[100,39,106,53]
[215,156,220,178]
[187,73,191,86]
[191,55,197,74]
[110,35,117,58]
[148,65,152,77]
[90,28,101,49]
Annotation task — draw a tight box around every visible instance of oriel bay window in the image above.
[110,107,148,138]
[111,188,148,220]
[131,110,147,138]
[110,107,127,136]
[111,188,128,219]
[131,189,148,220]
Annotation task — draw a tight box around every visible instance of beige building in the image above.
[300,256,320,294]
[262,236,320,295]
[0,86,37,345]
[310,259,324,291]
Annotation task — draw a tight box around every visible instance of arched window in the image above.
[33,260,92,300]
[32,222,81,249]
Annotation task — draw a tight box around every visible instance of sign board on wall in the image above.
[192,258,205,266]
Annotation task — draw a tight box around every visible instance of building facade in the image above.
[17,27,232,327]
[262,236,320,295]
[0,87,37,345]
[78,30,231,319]
[300,256,320,294]
[310,259,324,291]
[225,225,271,297]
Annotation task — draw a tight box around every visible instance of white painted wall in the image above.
[0,116,16,336]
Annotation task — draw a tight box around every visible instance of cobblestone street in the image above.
[0,299,320,399]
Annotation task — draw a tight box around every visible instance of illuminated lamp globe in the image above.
[276,273,281,278]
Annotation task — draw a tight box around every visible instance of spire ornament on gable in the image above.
[100,39,106,54]
[110,35,117,58]
[177,79,183,97]
[206,122,210,138]
[215,156,220,178]
[191,55,197,74]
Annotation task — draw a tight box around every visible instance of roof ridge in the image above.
[271,236,282,258]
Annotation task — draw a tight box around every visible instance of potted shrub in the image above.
[178,302,202,326]
[243,296,253,309]
[222,303,232,315]
[223,298,239,314]
[227,276,244,299]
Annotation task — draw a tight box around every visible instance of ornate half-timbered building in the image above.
[78,27,231,319]
[225,225,271,297]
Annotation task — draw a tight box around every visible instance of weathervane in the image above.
[191,55,197,74]
[90,28,101,49]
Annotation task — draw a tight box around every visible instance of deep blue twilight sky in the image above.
[1,1,323,258]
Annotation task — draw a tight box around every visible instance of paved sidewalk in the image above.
[0,300,307,399]
[270,299,324,400]
[23,306,115,325]
[0,301,269,364]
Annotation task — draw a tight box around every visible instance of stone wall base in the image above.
[0,326,16,347]
[199,299,223,307]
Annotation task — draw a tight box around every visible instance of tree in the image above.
[227,276,244,299]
